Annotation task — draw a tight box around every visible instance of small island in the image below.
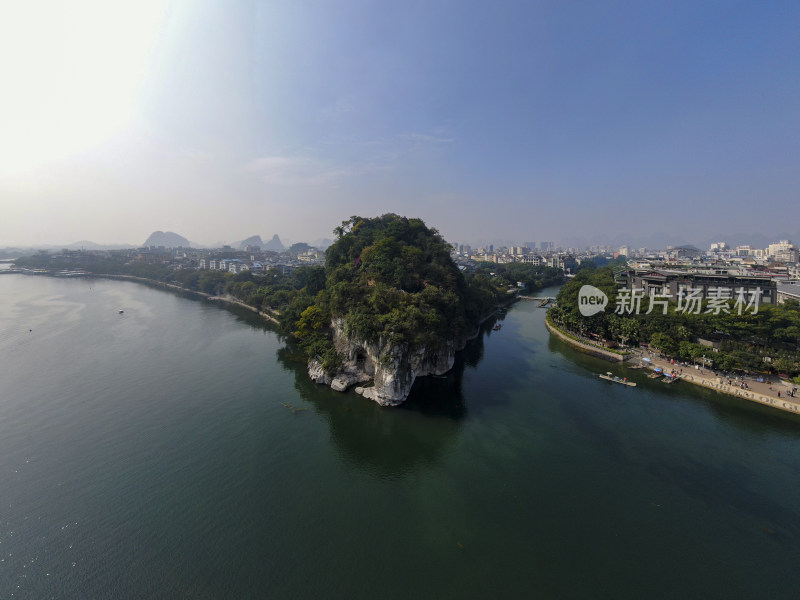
[294,214,503,405]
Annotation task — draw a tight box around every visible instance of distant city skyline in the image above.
[1,1,798,249]
[5,227,799,257]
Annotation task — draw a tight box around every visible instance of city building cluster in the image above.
[140,243,326,274]
[621,239,800,305]
[451,242,578,272]
[450,238,800,305]
[8,238,800,306]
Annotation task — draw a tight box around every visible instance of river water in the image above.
[1,275,798,599]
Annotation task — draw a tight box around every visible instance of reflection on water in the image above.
[271,314,522,478]
[277,341,473,478]
[4,277,800,599]
[271,310,541,479]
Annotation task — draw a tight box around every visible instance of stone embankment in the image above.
[546,314,800,416]
[680,372,800,414]
[544,317,629,362]
[632,353,800,416]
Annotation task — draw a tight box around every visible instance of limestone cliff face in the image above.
[307,318,461,406]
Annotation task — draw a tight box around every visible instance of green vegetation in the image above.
[291,214,507,371]
[548,266,800,377]
[545,314,627,356]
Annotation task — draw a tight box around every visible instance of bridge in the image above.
[517,296,554,306]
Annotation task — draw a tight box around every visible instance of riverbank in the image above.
[206,293,280,325]
[94,275,281,325]
[545,312,800,416]
[629,351,800,416]
[544,315,630,362]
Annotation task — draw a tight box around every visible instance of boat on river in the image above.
[599,372,637,387]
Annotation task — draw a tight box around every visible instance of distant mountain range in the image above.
[236,235,264,250]
[229,235,333,251]
[143,231,192,248]
[1,232,329,255]
[8,228,792,257]
[237,234,285,251]
[263,234,285,251]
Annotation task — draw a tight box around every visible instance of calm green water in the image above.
[1,276,798,599]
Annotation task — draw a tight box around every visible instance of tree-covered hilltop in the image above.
[548,266,800,379]
[293,214,503,370]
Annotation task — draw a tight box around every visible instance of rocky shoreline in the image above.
[308,318,465,406]
[308,304,511,406]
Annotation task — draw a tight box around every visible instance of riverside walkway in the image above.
[546,316,800,416]
[629,351,800,416]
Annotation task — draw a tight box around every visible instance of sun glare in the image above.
[0,0,168,178]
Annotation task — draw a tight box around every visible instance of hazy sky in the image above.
[1,0,798,248]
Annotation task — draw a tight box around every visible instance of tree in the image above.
[294,305,329,340]
[650,332,677,357]
[773,357,798,376]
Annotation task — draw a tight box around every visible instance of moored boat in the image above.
[599,372,637,387]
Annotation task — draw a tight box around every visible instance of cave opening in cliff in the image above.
[355,349,376,376]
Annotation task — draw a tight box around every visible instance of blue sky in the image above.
[0,0,797,248]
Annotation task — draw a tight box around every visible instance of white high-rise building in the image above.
[768,240,798,263]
